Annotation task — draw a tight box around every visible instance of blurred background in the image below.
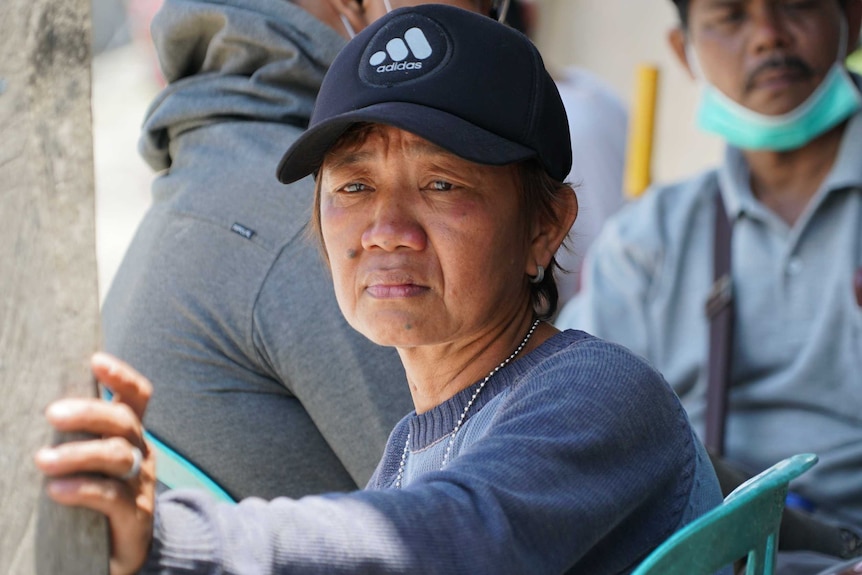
[536,0,724,189]
[91,0,862,301]
[92,0,161,302]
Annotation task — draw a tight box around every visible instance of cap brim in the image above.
[276,102,537,184]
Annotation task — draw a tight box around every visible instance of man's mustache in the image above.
[745,55,814,92]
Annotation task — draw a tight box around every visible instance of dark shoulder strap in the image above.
[704,189,734,457]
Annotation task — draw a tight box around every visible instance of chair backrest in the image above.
[631,453,818,575]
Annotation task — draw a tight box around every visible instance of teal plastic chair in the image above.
[632,453,818,575]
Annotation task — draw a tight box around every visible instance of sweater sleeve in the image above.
[142,338,714,575]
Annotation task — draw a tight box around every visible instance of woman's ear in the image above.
[329,0,366,37]
[527,186,578,276]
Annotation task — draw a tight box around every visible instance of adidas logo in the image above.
[368,27,432,73]
[359,15,448,86]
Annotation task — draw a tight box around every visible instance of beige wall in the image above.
[533,0,725,185]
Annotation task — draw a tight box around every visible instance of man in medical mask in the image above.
[556,0,862,571]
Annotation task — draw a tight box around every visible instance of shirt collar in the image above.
[822,108,862,192]
[717,145,752,220]
[717,106,862,221]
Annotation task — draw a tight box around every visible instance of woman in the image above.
[36,6,723,574]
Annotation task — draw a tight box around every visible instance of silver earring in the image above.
[529,265,544,284]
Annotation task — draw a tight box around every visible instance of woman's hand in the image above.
[34,352,156,575]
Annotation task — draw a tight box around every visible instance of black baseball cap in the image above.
[276,4,571,184]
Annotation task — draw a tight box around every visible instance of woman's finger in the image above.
[91,352,153,420]
[44,398,145,451]
[35,436,144,480]
[36,352,157,575]
[45,474,154,575]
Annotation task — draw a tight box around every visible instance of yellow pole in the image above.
[624,64,659,199]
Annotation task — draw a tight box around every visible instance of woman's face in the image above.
[319,125,535,348]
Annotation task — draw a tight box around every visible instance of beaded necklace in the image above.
[394,318,541,489]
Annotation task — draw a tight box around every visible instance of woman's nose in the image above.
[360,197,427,252]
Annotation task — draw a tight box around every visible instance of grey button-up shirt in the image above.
[557,107,862,529]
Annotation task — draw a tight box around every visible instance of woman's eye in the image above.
[431,181,454,191]
[343,183,368,193]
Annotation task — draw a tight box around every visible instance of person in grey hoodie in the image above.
[100,0,409,501]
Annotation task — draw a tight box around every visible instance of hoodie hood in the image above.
[139,0,345,171]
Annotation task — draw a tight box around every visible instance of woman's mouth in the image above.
[366,283,429,298]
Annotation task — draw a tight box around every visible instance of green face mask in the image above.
[691,19,862,151]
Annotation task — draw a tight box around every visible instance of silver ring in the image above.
[120,446,143,480]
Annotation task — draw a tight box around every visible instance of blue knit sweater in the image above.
[143,330,722,574]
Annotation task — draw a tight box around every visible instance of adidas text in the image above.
[377,61,423,73]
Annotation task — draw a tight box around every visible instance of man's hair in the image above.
[671,0,690,28]
[310,123,575,320]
